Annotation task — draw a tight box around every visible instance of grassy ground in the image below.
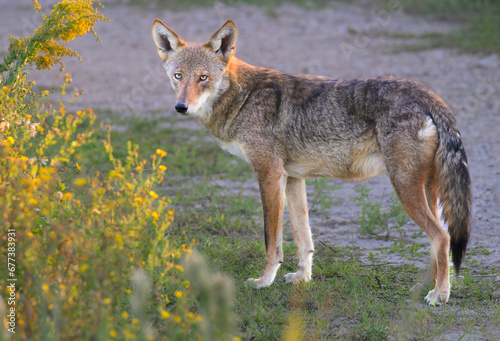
[377,0,500,54]
[92,110,500,340]
[124,0,500,54]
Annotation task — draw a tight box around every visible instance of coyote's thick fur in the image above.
[152,19,471,305]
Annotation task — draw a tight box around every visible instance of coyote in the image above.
[152,19,471,305]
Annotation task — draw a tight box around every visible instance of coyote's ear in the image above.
[152,19,186,62]
[203,20,237,62]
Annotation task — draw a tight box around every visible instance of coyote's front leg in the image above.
[284,177,314,284]
[247,163,287,288]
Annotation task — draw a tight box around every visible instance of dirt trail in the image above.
[1,0,499,269]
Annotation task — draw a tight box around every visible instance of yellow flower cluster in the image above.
[7,0,109,71]
[0,2,210,339]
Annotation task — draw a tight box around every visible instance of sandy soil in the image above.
[1,0,499,270]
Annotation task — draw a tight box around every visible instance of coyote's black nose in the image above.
[175,101,188,114]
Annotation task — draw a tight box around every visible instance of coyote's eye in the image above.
[173,73,182,80]
[199,75,208,81]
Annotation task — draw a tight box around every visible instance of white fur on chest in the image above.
[216,139,248,163]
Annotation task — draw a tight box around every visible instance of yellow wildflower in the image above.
[149,191,158,199]
[62,192,73,200]
[74,178,87,186]
[108,170,123,178]
[174,291,182,298]
[156,149,167,157]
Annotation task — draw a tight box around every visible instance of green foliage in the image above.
[308,177,341,212]
[353,184,409,238]
[353,185,390,236]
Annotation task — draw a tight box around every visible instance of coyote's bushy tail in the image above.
[430,105,471,274]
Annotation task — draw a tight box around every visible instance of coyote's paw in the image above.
[246,277,271,288]
[424,288,450,306]
[284,271,311,285]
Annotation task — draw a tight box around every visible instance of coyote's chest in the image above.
[215,139,248,163]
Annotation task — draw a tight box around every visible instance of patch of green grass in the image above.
[379,0,500,54]
[197,235,500,340]
[307,177,342,212]
[353,184,410,239]
[88,111,253,180]
[468,247,492,256]
[169,180,261,239]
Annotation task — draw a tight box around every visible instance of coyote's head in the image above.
[152,19,237,117]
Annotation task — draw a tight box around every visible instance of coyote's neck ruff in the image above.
[152,19,471,306]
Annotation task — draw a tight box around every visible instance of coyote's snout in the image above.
[152,19,471,306]
[174,100,188,114]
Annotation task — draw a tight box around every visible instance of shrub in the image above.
[0,1,236,340]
